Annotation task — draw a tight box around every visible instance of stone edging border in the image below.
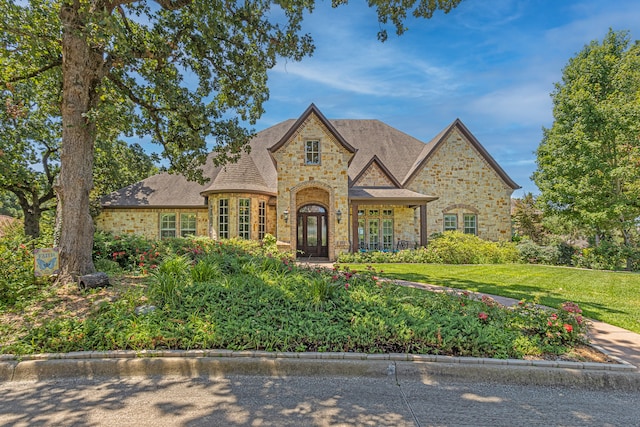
[1,346,636,372]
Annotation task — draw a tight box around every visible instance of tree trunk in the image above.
[21,203,41,239]
[57,4,104,281]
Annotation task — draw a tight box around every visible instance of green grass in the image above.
[342,263,640,334]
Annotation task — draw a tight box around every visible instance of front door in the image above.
[297,205,328,258]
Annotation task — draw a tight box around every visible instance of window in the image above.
[160,213,176,239]
[218,199,229,239]
[258,201,266,240]
[444,214,457,232]
[358,208,394,251]
[464,214,477,235]
[305,140,320,165]
[238,198,251,239]
[180,213,197,237]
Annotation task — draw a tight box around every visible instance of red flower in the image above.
[563,324,573,333]
[478,312,488,321]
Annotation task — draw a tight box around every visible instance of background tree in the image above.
[0,75,60,239]
[511,192,546,244]
[1,0,463,280]
[533,30,640,263]
[92,140,160,216]
[0,192,21,218]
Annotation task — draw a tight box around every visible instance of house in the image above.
[97,104,519,260]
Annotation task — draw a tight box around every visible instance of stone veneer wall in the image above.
[95,208,208,239]
[270,113,353,260]
[207,193,276,240]
[407,129,514,241]
[353,162,396,187]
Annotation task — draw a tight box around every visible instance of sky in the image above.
[247,0,640,197]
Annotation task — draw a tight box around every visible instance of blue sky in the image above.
[251,0,640,197]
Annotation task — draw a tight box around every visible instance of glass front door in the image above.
[297,205,328,257]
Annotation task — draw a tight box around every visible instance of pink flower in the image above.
[564,324,573,333]
[576,315,583,324]
[344,283,350,289]
[478,312,488,321]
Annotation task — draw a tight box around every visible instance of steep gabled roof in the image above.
[402,118,520,190]
[351,155,402,188]
[101,108,518,208]
[268,103,357,158]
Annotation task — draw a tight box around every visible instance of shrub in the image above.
[516,239,578,267]
[337,232,519,264]
[0,223,49,308]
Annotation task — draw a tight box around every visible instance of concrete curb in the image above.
[1,351,638,391]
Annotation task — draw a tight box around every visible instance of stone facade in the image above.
[270,114,353,259]
[95,208,208,239]
[96,105,518,259]
[407,129,514,240]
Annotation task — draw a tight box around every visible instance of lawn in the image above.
[342,263,640,334]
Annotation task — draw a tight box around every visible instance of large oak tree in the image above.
[1,0,462,280]
[534,30,640,253]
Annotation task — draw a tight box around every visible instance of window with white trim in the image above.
[463,214,477,235]
[444,214,457,232]
[305,140,320,165]
[218,199,229,239]
[160,213,176,239]
[238,198,251,239]
[180,213,197,237]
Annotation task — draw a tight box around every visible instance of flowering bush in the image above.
[512,300,589,349]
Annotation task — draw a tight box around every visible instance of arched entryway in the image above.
[297,204,328,258]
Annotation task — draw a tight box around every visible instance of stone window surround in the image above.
[442,204,479,235]
[443,213,457,231]
[304,139,320,165]
[287,180,336,259]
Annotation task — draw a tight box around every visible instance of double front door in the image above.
[297,204,328,258]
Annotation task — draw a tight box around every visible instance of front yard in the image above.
[342,263,640,334]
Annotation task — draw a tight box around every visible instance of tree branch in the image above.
[3,58,62,84]
[154,0,192,10]
[106,74,163,113]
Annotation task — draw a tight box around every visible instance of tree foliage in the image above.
[1,0,462,279]
[533,29,640,248]
[0,69,60,238]
[512,193,546,244]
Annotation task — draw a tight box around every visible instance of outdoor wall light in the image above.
[284,209,289,223]
[336,209,342,224]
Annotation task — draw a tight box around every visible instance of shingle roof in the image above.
[348,187,437,203]
[101,107,518,208]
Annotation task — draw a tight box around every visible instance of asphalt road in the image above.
[1,374,638,426]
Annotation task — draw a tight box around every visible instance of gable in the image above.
[268,104,357,163]
[403,119,519,190]
[352,156,401,187]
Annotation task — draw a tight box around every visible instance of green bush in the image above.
[0,223,49,308]
[337,232,519,264]
[571,239,640,271]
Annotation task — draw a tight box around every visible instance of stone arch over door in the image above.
[289,181,335,259]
